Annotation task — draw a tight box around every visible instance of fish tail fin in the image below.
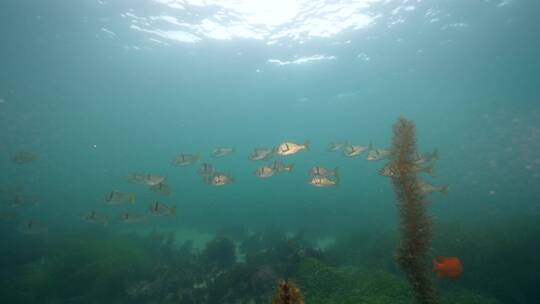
[170,206,177,216]
[441,184,449,195]
[332,167,339,176]
[424,163,435,176]
[304,140,310,150]
[287,164,294,172]
[129,194,136,204]
[334,171,341,185]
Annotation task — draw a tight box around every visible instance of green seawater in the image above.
[0,1,539,303]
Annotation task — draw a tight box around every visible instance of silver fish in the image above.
[149,182,171,196]
[118,212,147,223]
[271,161,294,173]
[309,167,338,177]
[0,211,17,222]
[415,149,439,164]
[328,142,346,152]
[5,194,38,207]
[309,175,339,187]
[249,148,274,161]
[127,173,165,186]
[212,147,235,157]
[172,153,200,166]
[104,190,136,205]
[198,163,215,176]
[366,148,391,161]
[379,162,435,177]
[143,175,165,186]
[83,210,109,226]
[274,141,310,156]
[0,184,25,194]
[206,172,234,186]
[18,219,48,235]
[12,151,37,164]
[255,166,275,178]
[126,173,146,184]
[343,144,368,157]
[418,180,449,195]
[148,201,176,216]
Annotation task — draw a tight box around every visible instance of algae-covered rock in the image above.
[295,258,502,304]
[12,234,154,303]
[296,257,355,298]
[440,288,502,304]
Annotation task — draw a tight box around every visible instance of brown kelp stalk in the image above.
[389,117,437,304]
[272,280,304,304]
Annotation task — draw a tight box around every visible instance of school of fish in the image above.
[1,141,449,253]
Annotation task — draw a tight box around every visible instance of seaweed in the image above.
[11,233,155,303]
[295,257,500,304]
[272,280,305,304]
[388,116,437,304]
[201,235,236,271]
[1,227,509,304]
